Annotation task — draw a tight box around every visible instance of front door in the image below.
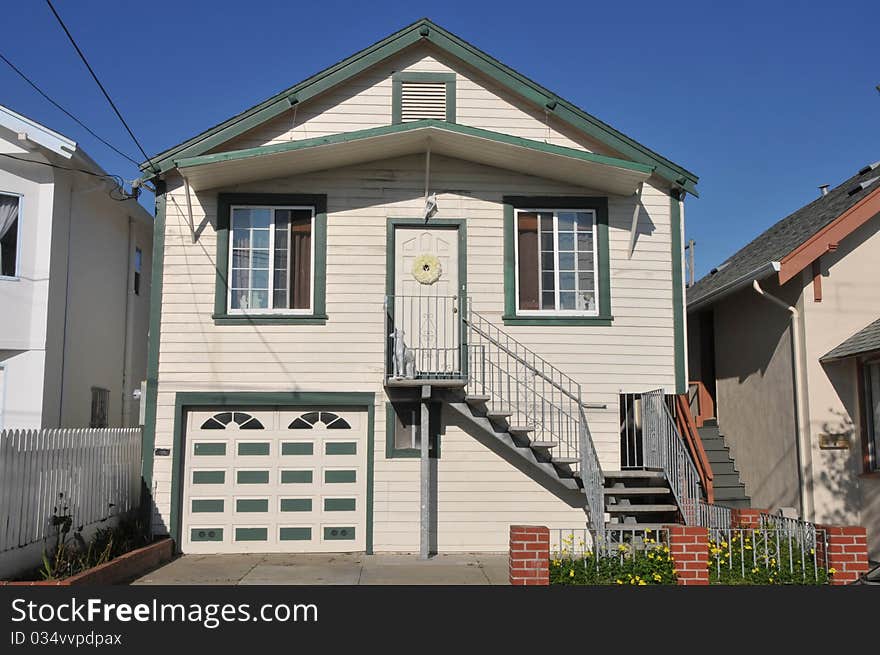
[393,226,460,377]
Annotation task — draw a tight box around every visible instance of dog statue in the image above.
[390,328,417,379]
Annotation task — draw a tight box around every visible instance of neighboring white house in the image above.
[138,19,700,555]
[0,104,153,430]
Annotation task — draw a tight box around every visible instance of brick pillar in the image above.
[817,525,869,585]
[667,525,709,586]
[730,508,767,529]
[509,525,550,586]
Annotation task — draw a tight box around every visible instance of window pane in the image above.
[559,272,575,291]
[232,227,250,248]
[557,212,577,230]
[541,252,555,271]
[232,249,249,268]
[250,290,269,309]
[578,292,596,311]
[558,232,574,251]
[289,211,312,310]
[231,269,249,288]
[540,232,553,251]
[541,272,555,291]
[231,208,251,229]
[577,252,594,271]
[230,290,247,309]
[577,231,593,251]
[517,212,539,310]
[558,252,575,270]
[273,290,288,308]
[252,229,270,249]
[250,208,271,229]
[559,292,576,310]
[541,291,555,310]
[251,269,269,290]
[252,250,269,268]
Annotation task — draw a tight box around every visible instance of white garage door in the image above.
[182,407,367,554]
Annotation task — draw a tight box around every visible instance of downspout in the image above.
[751,280,815,520]
[57,182,74,427]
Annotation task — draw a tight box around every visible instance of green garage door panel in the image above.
[181,405,368,554]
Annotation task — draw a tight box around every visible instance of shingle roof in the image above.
[822,317,880,361]
[688,162,880,308]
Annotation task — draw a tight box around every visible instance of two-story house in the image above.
[0,104,153,430]
[138,19,700,555]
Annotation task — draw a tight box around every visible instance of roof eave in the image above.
[687,261,781,313]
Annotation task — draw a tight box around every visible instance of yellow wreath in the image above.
[412,253,442,285]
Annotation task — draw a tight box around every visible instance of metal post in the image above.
[420,384,431,560]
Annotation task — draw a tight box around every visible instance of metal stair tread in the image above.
[603,487,671,495]
[603,470,666,479]
[507,425,535,433]
[552,457,579,465]
[605,504,678,513]
[464,394,491,403]
[529,441,557,449]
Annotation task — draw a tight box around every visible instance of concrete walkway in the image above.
[132,553,509,585]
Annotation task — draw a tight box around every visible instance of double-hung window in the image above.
[0,192,21,278]
[228,205,314,313]
[515,209,598,314]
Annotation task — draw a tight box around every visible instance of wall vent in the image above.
[400,81,447,122]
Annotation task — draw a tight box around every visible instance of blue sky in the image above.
[2,0,877,277]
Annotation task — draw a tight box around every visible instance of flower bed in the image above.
[550,530,677,585]
[707,529,831,585]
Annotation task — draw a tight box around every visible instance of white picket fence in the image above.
[0,428,142,558]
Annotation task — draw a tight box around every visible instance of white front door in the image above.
[393,227,460,376]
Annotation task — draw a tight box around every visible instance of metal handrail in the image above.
[464,300,604,536]
[639,389,704,525]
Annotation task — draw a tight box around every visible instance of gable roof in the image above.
[688,162,880,310]
[139,18,698,195]
[822,317,880,362]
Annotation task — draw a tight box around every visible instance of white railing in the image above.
[384,294,463,380]
[0,428,142,554]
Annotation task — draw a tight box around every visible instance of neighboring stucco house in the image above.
[138,19,701,555]
[0,104,153,430]
[687,161,880,557]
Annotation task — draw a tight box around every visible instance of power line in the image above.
[0,152,134,201]
[45,0,156,172]
[0,51,140,166]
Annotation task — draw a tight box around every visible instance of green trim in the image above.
[670,194,686,394]
[324,498,357,511]
[213,193,327,325]
[392,72,456,124]
[176,120,653,175]
[385,401,441,459]
[168,391,375,553]
[141,182,166,492]
[139,19,697,194]
[502,196,612,326]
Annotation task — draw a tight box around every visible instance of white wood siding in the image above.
[218,45,610,156]
[150,153,675,549]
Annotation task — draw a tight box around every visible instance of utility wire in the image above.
[0,51,140,166]
[45,0,156,172]
[0,152,134,201]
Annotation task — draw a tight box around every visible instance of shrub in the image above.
[550,534,677,585]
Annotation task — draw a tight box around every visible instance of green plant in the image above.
[707,530,830,585]
[550,532,677,585]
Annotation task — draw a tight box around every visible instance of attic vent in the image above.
[848,176,880,196]
[400,81,447,121]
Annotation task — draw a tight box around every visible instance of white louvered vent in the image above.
[400,81,447,121]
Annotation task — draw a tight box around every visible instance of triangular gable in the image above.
[140,19,698,195]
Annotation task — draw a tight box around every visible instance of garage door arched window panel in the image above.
[288,411,352,430]
[200,411,264,430]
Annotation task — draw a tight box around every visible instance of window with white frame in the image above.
[515,209,598,314]
[228,205,315,312]
[0,192,21,278]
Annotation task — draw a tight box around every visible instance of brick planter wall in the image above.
[508,525,549,586]
[667,525,709,585]
[816,525,869,586]
[730,508,768,529]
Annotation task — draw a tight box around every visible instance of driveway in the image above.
[131,553,509,585]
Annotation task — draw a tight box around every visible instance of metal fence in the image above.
[708,525,829,584]
[0,428,142,554]
[384,294,463,380]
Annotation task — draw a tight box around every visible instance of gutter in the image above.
[687,261,780,313]
[752,280,815,521]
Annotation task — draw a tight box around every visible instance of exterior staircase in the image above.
[697,419,750,509]
[386,294,719,537]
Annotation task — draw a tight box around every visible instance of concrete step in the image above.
[529,441,557,449]
[708,461,739,476]
[712,473,745,487]
[604,487,672,496]
[606,504,679,513]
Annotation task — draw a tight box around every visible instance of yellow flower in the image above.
[653,573,662,581]
[569,569,575,577]
[829,568,837,575]
[810,548,815,555]
[663,546,670,553]
[645,529,652,534]
[672,569,678,575]
[618,544,628,552]
[616,579,624,585]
